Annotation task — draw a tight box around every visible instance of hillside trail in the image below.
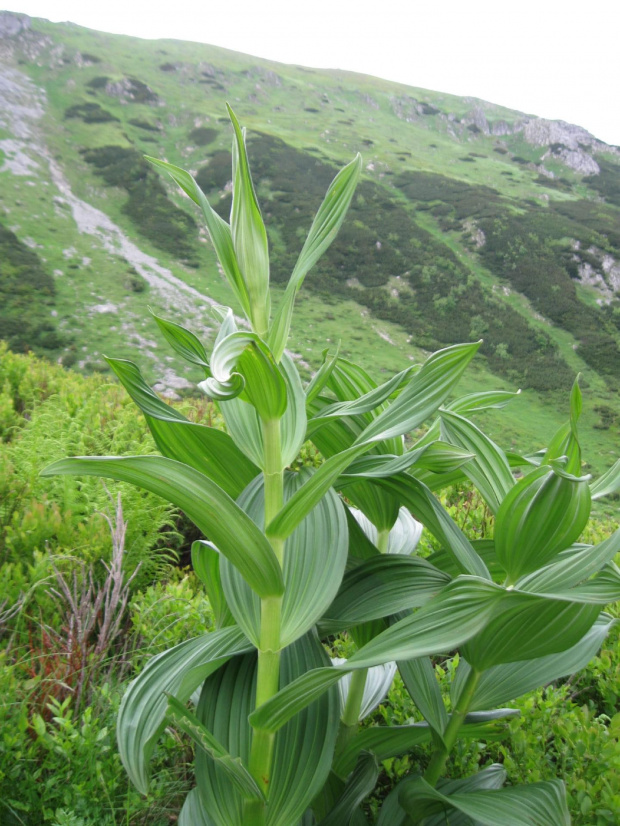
[0,62,257,391]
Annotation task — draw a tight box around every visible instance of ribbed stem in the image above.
[377,527,390,554]
[246,417,284,810]
[423,667,481,786]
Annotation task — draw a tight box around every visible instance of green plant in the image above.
[43,107,620,825]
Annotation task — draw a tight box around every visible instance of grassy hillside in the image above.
[0,11,619,474]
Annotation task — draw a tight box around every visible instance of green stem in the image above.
[336,668,368,755]
[246,417,284,810]
[377,527,390,554]
[423,667,481,786]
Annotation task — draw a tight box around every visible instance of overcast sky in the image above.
[5,0,620,146]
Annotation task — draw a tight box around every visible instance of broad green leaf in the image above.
[319,752,378,826]
[439,409,514,513]
[305,347,340,405]
[268,154,362,360]
[345,505,381,564]
[150,311,210,373]
[455,613,617,710]
[280,352,307,467]
[590,457,620,500]
[334,723,431,779]
[495,465,592,580]
[145,157,251,319]
[516,527,620,593]
[179,789,217,826]
[542,376,582,476]
[41,456,284,598]
[192,540,235,629]
[357,342,481,444]
[398,658,448,739]
[227,105,271,336]
[166,695,263,801]
[266,443,372,541]
[448,389,521,414]
[377,755,506,825]
[342,479,401,533]
[221,470,348,647]
[106,357,258,498]
[219,394,264,469]
[463,595,601,670]
[250,577,505,733]
[399,775,570,826]
[307,368,413,436]
[374,475,490,579]
[195,633,340,826]
[115,626,252,793]
[319,555,450,634]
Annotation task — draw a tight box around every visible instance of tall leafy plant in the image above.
[43,107,620,825]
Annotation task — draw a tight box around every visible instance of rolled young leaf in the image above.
[41,455,284,599]
[192,540,235,629]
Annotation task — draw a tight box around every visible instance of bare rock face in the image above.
[519,118,619,175]
[0,11,30,37]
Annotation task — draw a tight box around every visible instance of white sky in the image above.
[5,0,620,146]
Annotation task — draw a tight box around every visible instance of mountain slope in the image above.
[1,11,619,475]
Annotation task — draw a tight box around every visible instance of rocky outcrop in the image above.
[0,11,30,37]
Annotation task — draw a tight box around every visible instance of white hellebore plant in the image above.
[43,107,620,826]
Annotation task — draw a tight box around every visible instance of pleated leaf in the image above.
[495,465,592,580]
[106,357,258,497]
[319,752,378,826]
[357,342,481,444]
[145,157,251,319]
[192,540,235,629]
[228,105,271,335]
[268,154,362,360]
[307,368,413,436]
[179,789,217,826]
[590,457,620,500]
[463,595,601,671]
[115,626,252,793]
[305,347,340,405]
[280,353,307,467]
[166,694,263,801]
[221,470,348,647]
[320,555,450,634]
[250,577,505,733]
[219,394,264,469]
[399,775,570,826]
[439,409,514,513]
[195,633,340,826]
[374,475,490,579]
[515,527,620,593]
[150,312,211,373]
[456,613,617,710]
[41,456,284,598]
[448,389,521,414]
[398,657,448,739]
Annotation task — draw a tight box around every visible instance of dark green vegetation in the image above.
[1,347,619,825]
[0,224,65,354]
